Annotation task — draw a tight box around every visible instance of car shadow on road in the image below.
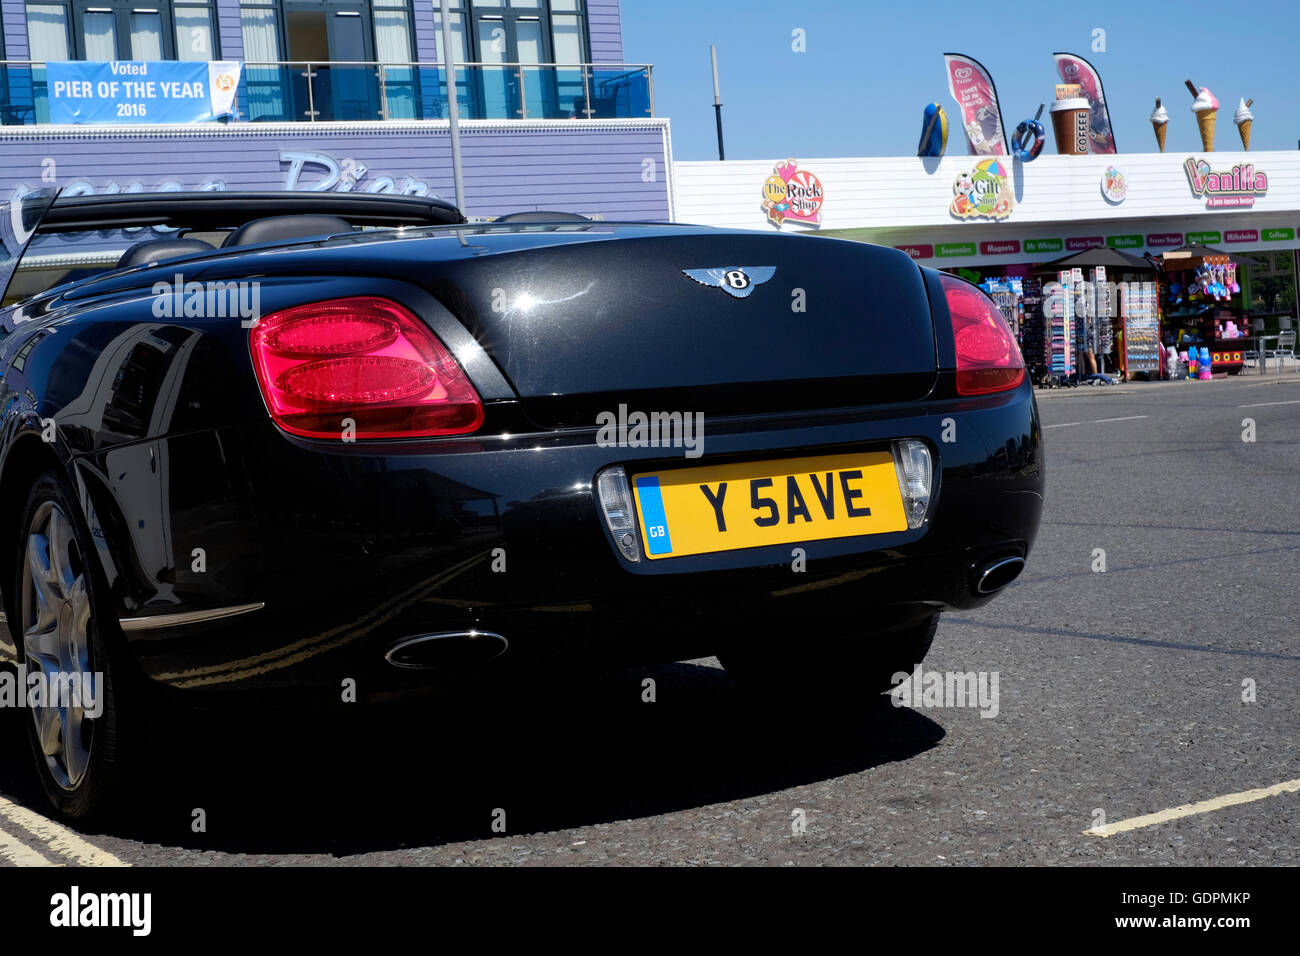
[0,661,945,858]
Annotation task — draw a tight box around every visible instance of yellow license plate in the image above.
[632,451,908,560]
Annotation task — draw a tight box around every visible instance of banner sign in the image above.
[943,53,1007,156]
[1052,52,1116,154]
[47,61,241,124]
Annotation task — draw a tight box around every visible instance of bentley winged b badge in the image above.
[681,266,777,299]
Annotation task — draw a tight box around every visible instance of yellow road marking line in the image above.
[0,824,59,867]
[1084,778,1300,837]
[0,795,129,866]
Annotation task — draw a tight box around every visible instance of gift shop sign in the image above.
[1185,157,1268,208]
[949,158,1014,220]
[762,160,824,229]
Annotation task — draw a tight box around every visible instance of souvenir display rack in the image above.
[1161,252,1249,374]
[1119,279,1162,379]
[1051,270,1076,380]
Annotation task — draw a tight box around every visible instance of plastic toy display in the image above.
[918,102,949,157]
[1012,105,1047,161]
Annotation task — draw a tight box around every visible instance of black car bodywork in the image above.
[0,192,1042,707]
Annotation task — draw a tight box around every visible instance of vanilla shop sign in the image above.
[1185,157,1268,208]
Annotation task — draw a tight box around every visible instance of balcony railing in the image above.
[0,60,655,125]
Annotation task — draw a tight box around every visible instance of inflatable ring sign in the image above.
[1012,104,1046,161]
[918,102,948,158]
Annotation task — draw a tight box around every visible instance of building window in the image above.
[435,0,590,66]
[239,2,281,61]
[432,0,592,118]
[239,0,420,121]
[1249,251,1297,320]
[240,1,419,64]
[128,9,164,59]
[25,3,74,60]
[173,4,217,60]
[373,0,413,63]
[80,10,117,58]
[25,1,221,61]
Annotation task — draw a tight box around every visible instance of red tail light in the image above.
[940,275,1026,395]
[249,296,484,439]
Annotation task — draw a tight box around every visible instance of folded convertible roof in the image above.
[38,191,466,232]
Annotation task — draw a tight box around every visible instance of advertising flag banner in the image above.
[943,53,1007,156]
[1052,52,1116,154]
[47,61,242,124]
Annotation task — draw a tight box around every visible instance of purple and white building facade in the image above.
[0,0,674,220]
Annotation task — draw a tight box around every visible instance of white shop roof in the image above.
[671,150,1300,267]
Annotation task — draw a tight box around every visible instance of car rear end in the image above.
[96,226,1042,694]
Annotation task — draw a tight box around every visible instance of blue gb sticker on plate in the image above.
[634,476,673,556]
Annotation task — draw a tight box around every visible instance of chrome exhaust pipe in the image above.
[385,630,508,669]
[974,556,1025,595]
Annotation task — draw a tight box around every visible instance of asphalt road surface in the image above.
[1,374,1297,866]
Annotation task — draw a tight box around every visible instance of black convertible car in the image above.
[0,190,1042,819]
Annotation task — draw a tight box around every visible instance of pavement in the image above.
[1,374,1296,866]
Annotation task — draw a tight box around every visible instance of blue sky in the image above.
[622,0,1294,160]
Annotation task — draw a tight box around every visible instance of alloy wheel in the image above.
[20,499,95,791]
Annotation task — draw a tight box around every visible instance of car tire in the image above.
[720,613,940,703]
[13,470,133,821]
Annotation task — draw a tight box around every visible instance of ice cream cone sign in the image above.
[1150,98,1168,152]
[1187,79,1218,152]
[1235,98,1254,151]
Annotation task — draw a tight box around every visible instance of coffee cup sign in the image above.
[1050,89,1091,156]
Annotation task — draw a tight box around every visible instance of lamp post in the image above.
[710,45,725,161]
[440,0,466,213]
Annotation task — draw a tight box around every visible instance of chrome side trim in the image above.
[118,602,266,631]
[385,630,509,669]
